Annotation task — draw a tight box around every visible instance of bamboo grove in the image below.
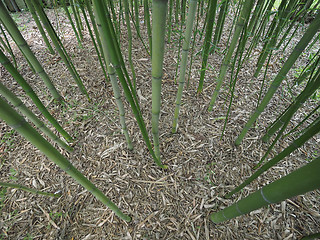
[0,0,319,227]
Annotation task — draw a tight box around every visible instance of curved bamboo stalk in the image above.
[0,181,62,198]
[235,11,320,145]
[0,2,62,102]
[172,0,198,133]
[211,155,320,223]
[0,48,73,142]
[151,0,168,160]
[226,116,320,198]
[0,81,72,151]
[0,97,131,222]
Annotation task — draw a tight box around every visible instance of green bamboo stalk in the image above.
[196,0,217,93]
[186,1,200,88]
[107,0,119,38]
[0,24,17,68]
[79,0,108,81]
[92,0,166,168]
[61,0,83,48]
[93,5,133,150]
[133,0,140,35]
[208,0,254,111]
[0,97,131,222]
[235,11,320,145]
[123,0,137,89]
[172,0,197,133]
[211,155,320,223]
[151,0,168,160]
[0,2,62,102]
[70,0,83,40]
[144,0,152,55]
[0,48,73,142]
[25,0,55,54]
[181,0,186,23]
[0,81,72,151]
[226,116,320,198]
[0,181,62,198]
[29,0,90,101]
[284,103,320,137]
[254,0,298,77]
[175,0,180,23]
[167,0,173,44]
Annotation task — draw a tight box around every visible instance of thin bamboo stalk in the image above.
[172,0,197,133]
[151,0,168,160]
[29,0,90,101]
[0,181,62,198]
[208,0,254,111]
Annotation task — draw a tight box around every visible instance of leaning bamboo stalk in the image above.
[0,81,72,151]
[0,97,131,222]
[262,66,320,142]
[93,5,133,150]
[0,181,62,198]
[24,0,55,54]
[235,10,320,145]
[123,0,137,89]
[0,48,73,142]
[151,0,168,160]
[211,156,320,223]
[226,116,320,198]
[172,0,198,133]
[196,0,217,93]
[208,0,254,111]
[0,2,62,102]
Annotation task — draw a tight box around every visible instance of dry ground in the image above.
[0,5,319,240]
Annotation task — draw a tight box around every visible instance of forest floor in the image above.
[0,6,319,240]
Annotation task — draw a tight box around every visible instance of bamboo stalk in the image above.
[151,0,168,160]
[0,181,62,198]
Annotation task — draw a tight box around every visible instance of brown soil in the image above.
[0,6,319,240]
